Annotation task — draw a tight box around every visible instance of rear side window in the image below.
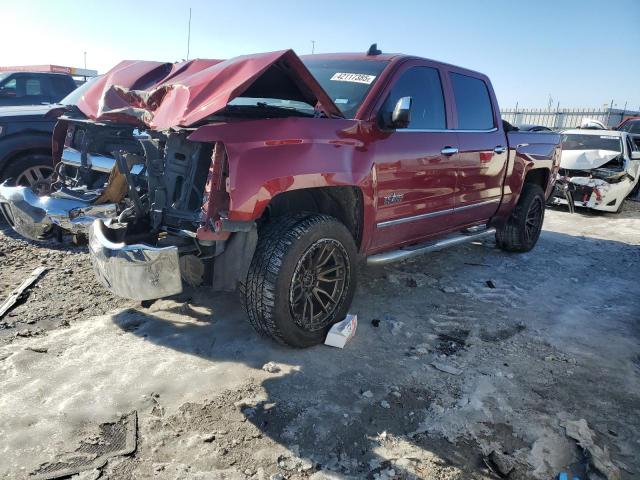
[450,73,494,130]
[381,66,446,130]
[25,78,42,96]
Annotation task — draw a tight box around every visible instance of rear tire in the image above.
[240,213,357,348]
[496,183,545,252]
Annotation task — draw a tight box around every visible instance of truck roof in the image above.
[299,52,490,82]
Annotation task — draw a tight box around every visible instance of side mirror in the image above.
[391,96,412,129]
[631,151,640,160]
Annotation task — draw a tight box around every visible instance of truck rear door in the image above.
[446,71,507,226]
[369,61,458,251]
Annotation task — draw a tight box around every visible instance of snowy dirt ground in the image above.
[0,203,639,480]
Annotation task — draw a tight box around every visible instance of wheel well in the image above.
[263,186,364,248]
[524,168,549,191]
[0,148,52,178]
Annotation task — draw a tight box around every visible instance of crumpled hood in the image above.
[560,149,621,170]
[75,50,342,130]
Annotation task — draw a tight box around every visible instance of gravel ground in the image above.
[0,203,639,480]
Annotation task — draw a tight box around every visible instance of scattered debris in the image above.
[387,272,436,288]
[409,344,430,356]
[25,346,48,354]
[562,418,621,480]
[324,314,357,348]
[31,411,137,480]
[0,266,47,319]
[484,450,516,477]
[262,362,281,373]
[371,319,380,327]
[436,330,468,356]
[485,280,496,289]
[431,361,463,376]
[389,320,404,336]
[361,390,373,398]
[16,328,42,338]
[441,286,456,294]
[380,400,390,409]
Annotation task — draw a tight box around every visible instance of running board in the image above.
[366,228,496,266]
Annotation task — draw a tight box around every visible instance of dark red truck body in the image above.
[0,49,560,346]
[52,50,560,256]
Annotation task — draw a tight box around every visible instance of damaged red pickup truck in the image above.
[0,49,561,347]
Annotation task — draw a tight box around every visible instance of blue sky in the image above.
[2,0,639,109]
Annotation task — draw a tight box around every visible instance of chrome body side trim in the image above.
[376,199,500,228]
[394,127,498,133]
[377,208,453,228]
[454,198,500,212]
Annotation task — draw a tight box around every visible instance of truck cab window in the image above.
[25,78,42,96]
[450,73,494,130]
[381,66,446,130]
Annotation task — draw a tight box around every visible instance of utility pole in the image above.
[83,51,87,69]
[311,40,315,54]
[187,8,192,60]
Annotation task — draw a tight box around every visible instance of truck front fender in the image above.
[189,117,379,226]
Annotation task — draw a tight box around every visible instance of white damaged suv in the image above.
[551,129,640,212]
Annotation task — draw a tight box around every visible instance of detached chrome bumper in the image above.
[88,220,183,301]
[0,183,117,240]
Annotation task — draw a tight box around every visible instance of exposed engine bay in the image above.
[0,117,258,299]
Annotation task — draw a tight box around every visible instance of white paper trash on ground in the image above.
[324,314,357,348]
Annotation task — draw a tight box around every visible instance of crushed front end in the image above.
[550,158,636,213]
[1,117,246,300]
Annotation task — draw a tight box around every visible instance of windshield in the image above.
[302,59,388,118]
[59,76,100,105]
[561,134,622,152]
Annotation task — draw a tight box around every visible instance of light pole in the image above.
[187,8,192,60]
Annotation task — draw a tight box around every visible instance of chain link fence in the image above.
[501,107,639,130]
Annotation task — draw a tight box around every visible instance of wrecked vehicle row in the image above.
[551,129,640,212]
[0,48,560,347]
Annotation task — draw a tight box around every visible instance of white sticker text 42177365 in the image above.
[330,72,376,84]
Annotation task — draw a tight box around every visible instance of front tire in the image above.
[496,183,545,252]
[241,213,357,347]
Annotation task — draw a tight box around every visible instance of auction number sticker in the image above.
[330,72,376,84]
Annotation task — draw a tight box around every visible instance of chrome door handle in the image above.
[441,147,459,156]
[494,145,507,154]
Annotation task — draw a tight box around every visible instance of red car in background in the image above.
[616,117,640,148]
